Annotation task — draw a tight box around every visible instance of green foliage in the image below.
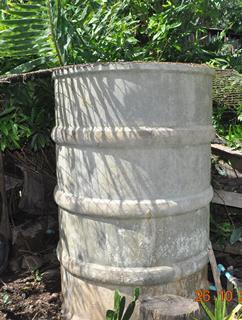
[0,0,241,152]
[0,0,65,73]
[213,103,242,151]
[2,292,11,305]
[210,215,233,245]
[199,292,242,320]
[65,0,140,63]
[0,0,241,73]
[0,79,54,151]
[106,288,140,320]
[0,105,31,151]
[33,269,43,283]
[226,124,242,151]
[147,1,212,62]
[230,227,242,245]
[210,201,242,245]
[226,104,242,150]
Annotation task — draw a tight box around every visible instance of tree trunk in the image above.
[140,295,200,320]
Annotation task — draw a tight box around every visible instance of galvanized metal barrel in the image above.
[52,62,214,320]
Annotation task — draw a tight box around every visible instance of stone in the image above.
[42,268,60,282]
[12,220,44,252]
[47,293,59,303]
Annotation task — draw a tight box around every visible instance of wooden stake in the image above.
[208,241,222,292]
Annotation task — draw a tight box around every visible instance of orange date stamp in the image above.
[194,290,242,302]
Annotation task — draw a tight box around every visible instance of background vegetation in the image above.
[0,0,241,152]
[0,0,241,74]
[0,79,54,152]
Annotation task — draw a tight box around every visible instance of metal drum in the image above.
[52,62,214,320]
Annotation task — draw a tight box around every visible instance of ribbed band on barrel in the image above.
[57,241,208,286]
[52,62,215,79]
[54,186,213,219]
[51,126,215,147]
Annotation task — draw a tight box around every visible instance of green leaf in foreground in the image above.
[230,227,242,245]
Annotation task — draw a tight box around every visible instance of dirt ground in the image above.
[0,262,62,320]
[0,214,62,320]
[0,154,62,320]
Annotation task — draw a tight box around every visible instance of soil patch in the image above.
[0,268,62,320]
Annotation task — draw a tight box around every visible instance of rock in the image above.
[0,311,7,319]
[140,295,200,320]
[12,220,44,252]
[42,269,60,282]
[48,293,59,303]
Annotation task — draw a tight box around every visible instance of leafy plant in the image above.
[2,292,11,305]
[0,105,31,151]
[230,228,242,245]
[0,0,241,153]
[0,78,54,151]
[0,0,66,73]
[210,215,234,245]
[199,291,242,320]
[226,125,242,151]
[33,269,43,283]
[213,103,242,151]
[106,288,140,320]
[0,0,241,74]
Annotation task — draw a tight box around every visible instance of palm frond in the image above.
[0,0,64,73]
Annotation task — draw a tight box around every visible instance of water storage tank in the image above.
[52,62,214,320]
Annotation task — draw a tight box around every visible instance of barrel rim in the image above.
[52,62,215,79]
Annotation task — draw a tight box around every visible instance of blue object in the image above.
[46,228,55,235]
[209,285,217,291]
[217,263,238,288]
